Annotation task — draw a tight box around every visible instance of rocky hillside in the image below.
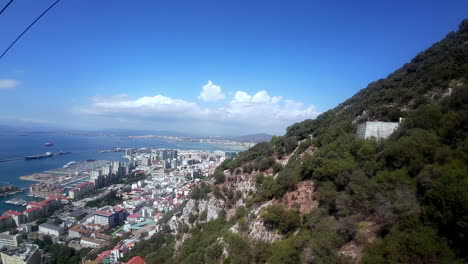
[123,20,468,264]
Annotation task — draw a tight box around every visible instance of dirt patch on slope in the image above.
[276,180,318,214]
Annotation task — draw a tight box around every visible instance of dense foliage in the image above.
[85,190,123,208]
[34,236,91,264]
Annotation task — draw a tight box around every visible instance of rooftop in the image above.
[39,222,63,231]
[81,237,103,244]
[1,244,38,261]
[4,210,22,216]
[126,256,146,264]
[95,210,114,217]
[128,213,142,219]
[24,207,41,213]
[0,215,12,221]
[77,182,94,188]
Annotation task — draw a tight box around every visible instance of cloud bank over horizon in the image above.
[77,81,320,135]
[0,79,21,89]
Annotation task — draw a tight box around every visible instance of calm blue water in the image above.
[0,133,238,214]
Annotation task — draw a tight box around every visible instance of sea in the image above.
[0,133,240,214]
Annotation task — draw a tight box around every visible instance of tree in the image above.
[213,171,226,184]
[262,204,301,235]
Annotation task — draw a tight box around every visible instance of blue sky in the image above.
[0,0,467,135]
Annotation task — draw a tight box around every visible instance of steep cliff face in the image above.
[124,20,468,264]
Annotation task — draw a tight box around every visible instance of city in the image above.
[0,148,234,264]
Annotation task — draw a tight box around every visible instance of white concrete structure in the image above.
[356,121,400,139]
[0,233,21,247]
[80,237,102,248]
[38,223,64,237]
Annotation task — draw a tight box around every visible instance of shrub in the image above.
[255,173,264,185]
[214,171,226,184]
[262,204,301,235]
[273,163,283,173]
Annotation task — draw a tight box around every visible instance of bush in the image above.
[255,173,264,185]
[268,238,301,264]
[362,220,458,264]
[190,182,212,200]
[262,204,301,235]
[213,171,226,184]
[258,156,276,171]
[273,163,283,173]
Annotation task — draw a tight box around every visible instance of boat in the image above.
[56,151,71,155]
[4,198,28,206]
[25,152,53,160]
[44,142,54,146]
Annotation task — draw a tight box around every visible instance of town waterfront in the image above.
[0,133,240,214]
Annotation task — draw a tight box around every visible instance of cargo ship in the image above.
[56,151,71,155]
[25,152,53,160]
[44,142,54,146]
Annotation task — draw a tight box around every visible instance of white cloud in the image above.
[232,91,251,103]
[0,79,21,89]
[198,80,226,102]
[78,88,320,135]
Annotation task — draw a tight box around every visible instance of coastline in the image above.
[19,175,44,183]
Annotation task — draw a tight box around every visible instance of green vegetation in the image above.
[261,204,301,235]
[123,233,175,263]
[190,182,211,200]
[85,190,123,208]
[213,171,226,184]
[123,172,147,185]
[34,236,91,264]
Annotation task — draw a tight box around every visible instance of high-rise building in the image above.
[171,159,177,169]
[125,149,135,156]
[160,150,168,160]
[0,244,40,264]
[94,211,117,227]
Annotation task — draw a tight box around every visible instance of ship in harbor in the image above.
[25,152,53,160]
[98,147,122,153]
[5,198,28,207]
[56,151,71,155]
[44,142,54,146]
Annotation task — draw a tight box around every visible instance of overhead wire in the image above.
[0,0,14,16]
[0,0,63,61]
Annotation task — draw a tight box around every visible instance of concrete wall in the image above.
[356,121,399,139]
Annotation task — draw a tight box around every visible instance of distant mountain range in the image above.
[0,122,272,142]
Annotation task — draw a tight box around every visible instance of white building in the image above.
[93,211,116,227]
[0,233,21,247]
[38,223,64,237]
[80,237,102,248]
[0,244,40,264]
